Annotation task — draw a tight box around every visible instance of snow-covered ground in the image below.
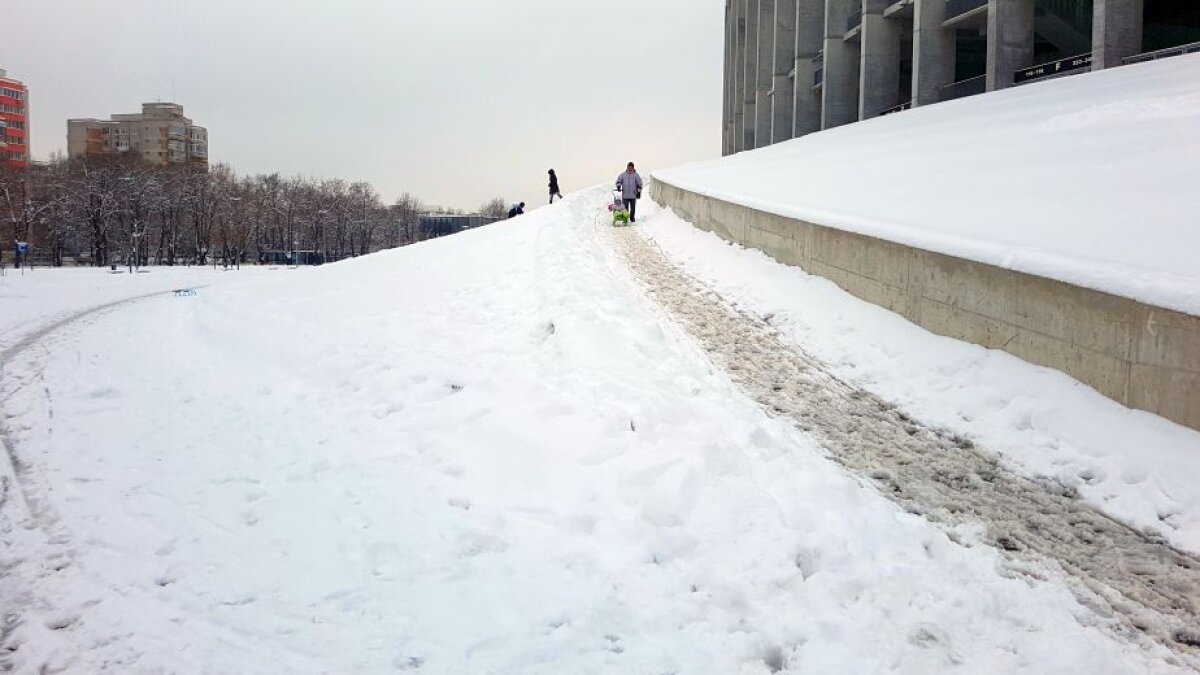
[0,265,276,353]
[655,53,1200,315]
[1,191,1195,673]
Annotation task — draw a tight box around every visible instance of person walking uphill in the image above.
[615,162,643,223]
[548,169,563,204]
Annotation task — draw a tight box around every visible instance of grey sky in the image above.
[3,0,723,211]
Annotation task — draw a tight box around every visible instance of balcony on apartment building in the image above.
[847,7,864,37]
[945,0,988,26]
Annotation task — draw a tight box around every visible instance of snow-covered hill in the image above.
[656,54,1200,316]
[2,191,1195,673]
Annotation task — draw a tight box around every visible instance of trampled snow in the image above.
[1,191,1194,673]
[654,53,1200,316]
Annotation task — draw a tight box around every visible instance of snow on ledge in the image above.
[654,54,1200,317]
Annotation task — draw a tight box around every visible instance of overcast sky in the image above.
[2,0,723,211]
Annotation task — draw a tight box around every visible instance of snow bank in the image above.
[654,54,1200,316]
[1,191,1185,673]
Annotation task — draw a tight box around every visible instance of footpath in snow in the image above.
[0,190,1197,673]
[655,53,1200,316]
[626,198,1200,656]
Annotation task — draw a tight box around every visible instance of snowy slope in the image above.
[0,192,1188,673]
[654,54,1200,316]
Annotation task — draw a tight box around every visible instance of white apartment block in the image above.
[68,102,208,168]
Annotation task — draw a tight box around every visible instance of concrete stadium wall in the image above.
[651,178,1200,432]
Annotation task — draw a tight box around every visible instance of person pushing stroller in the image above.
[615,162,643,223]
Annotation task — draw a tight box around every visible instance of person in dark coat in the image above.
[507,201,526,219]
[548,169,563,204]
[615,162,643,223]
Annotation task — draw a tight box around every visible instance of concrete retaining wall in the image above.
[651,178,1200,432]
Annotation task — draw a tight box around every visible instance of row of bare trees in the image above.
[0,155,480,269]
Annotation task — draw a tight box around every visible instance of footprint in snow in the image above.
[1120,464,1149,484]
[394,655,425,670]
[455,531,508,558]
[603,634,624,654]
[45,614,80,630]
[85,386,119,400]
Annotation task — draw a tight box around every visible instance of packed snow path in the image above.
[607,221,1200,658]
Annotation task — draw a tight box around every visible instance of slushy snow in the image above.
[1,191,1195,673]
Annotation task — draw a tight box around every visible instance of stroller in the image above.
[608,190,630,226]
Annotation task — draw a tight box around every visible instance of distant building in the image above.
[259,250,325,266]
[68,102,208,168]
[418,213,501,238]
[0,68,30,170]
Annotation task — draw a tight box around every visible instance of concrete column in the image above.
[755,0,776,148]
[1093,0,1144,70]
[912,0,956,106]
[859,0,903,119]
[822,0,862,129]
[725,2,739,154]
[772,0,798,144]
[742,0,758,150]
[986,0,1035,91]
[723,2,731,154]
[734,0,748,151]
[793,0,826,137]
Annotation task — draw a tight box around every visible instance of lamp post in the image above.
[226,194,241,267]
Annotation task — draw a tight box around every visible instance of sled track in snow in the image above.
[0,291,173,526]
[608,225,1200,665]
[0,289,178,670]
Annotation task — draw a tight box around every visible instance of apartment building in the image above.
[68,102,208,168]
[0,68,30,170]
[722,0,1200,154]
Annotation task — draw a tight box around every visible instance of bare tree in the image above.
[112,164,160,272]
[391,193,422,247]
[63,158,125,267]
[479,197,507,220]
[5,153,439,269]
[0,163,64,267]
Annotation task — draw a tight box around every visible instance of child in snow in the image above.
[507,202,526,219]
[548,169,563,204]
